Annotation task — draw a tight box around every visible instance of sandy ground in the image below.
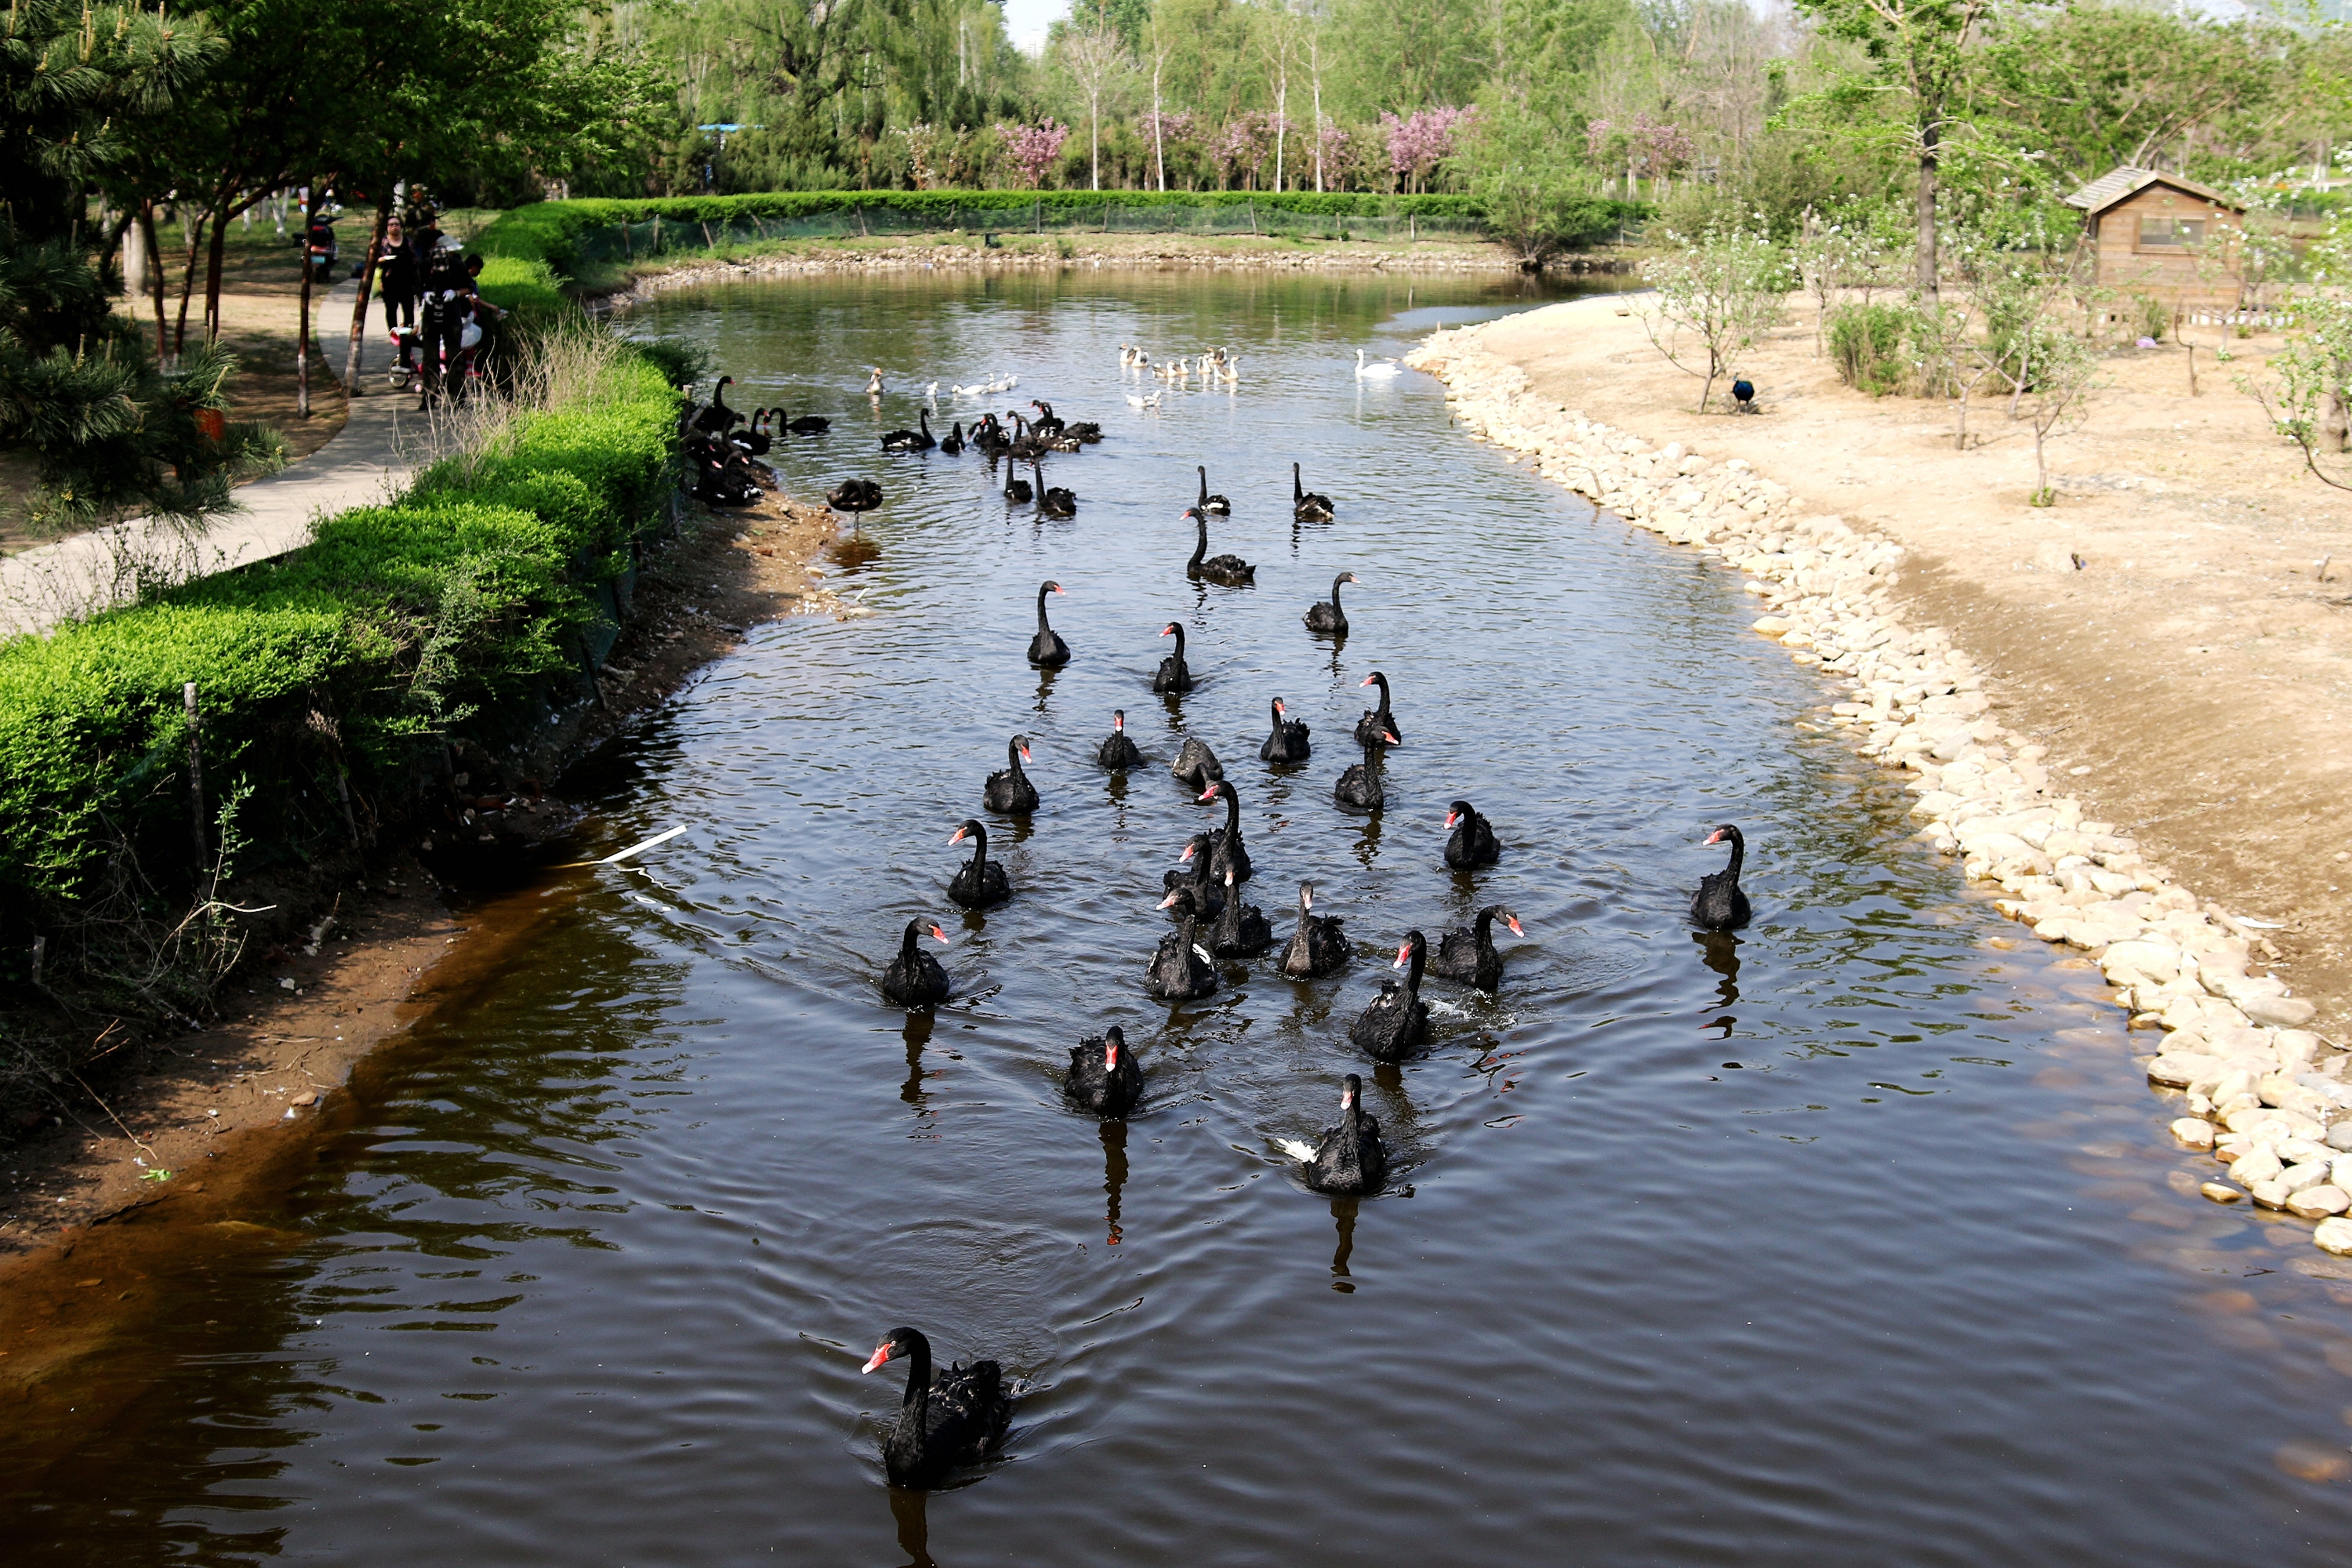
[1479,293,2352,1024]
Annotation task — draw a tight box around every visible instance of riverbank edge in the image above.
[1404,325,2352,1263]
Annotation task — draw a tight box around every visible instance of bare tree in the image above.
[1057,24,1130,193]
[1149,16,1169,192]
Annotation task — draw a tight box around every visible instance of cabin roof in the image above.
[2063,167,2245,217]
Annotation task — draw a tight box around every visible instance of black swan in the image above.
[1152,622,1194,693]
[1443,800,1501,869]
[1293,462,1334,522]
[1278,1074,1388,1196]
[984,736,1037,814]
[939,421,966,455]
[1207,869,1272,956]
[946,818,1011,907]
[1334,730,1395,811]
[971,413,1008,454]
[862,1326,1012,1489]
[1005,413,1047,461]
[1304,572,1356,635]
[879,916,952,1007]
[1004,467,1033,504]
[1196,778,1252,884]
[1158,840,1225,920]
[1693,823,1751,930]
[1348,930,1430,1062]
[881,408,935,453]
[1432,905,1523,993]
[1028,399,1066,436]
[1352,671,1401,748]
[1184,505,1254,585]
[1097,708,1143,770]
[826,477,883,514]
[1171,735,1223,789]
[1196,464,1231,516]
[1146,908,1218,1000]
[1258,696,1310,764]
[732,410,773,456]
[691,375,743,434]
[781,408,829,436]
[1280,882,1347,977]
[1066,1024,1143,1116]
[1034,459,1076,517]
[1027,580,1070,667]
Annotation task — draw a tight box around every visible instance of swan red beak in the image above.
[1444,811,1461,828]
[1393,942,1411,967]
[930,924,950,944]
[1161,624,1177,637]
[1179,841,1196,862]
[1359,674,1377,687]
[1156,891,1181,909]
[862,1345,891,1374]
[949,827,969,845]
[1197,785,1218,801]
[1506,916,1525,937]
[1383,732,1400,746]
[1704,829,1728,845]
[1113,713,1124,730]
[1053,585,1066,594]
[1341,1086,1355,1109]
[1105,1042,1118,1068]
[1019,744,1033,761]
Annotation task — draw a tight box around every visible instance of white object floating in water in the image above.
[601,824,688,864]
[1356,348,1401,379]
[1276,1138,1319,1163]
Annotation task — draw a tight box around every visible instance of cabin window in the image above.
[2138,216,2205,249]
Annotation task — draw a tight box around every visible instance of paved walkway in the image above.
[1,275,423,638]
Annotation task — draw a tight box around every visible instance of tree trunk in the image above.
[1091,93,1101,191]
[172,213,206,358]
[140,202,169,358]
[297,188,314,419]
[1152,57,1166,193]
[202,195,231,342]
[1915,120,1940,307]
[346,191,390,394]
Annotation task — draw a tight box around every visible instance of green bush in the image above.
[1827,303,1912,397]
[2131,293,2169,343]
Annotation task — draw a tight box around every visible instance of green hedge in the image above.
[0,350,677,918]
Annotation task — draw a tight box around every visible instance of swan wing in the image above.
[1276,1138,1321,1163]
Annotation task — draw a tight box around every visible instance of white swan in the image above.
[1126,392,1160,409]
[1356,348,1401,379]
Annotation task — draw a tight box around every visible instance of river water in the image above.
[12,270,2352,1563]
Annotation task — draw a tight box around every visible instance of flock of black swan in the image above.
[689,366,1755,1490]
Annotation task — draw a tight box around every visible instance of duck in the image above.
[1118,343,1138,367]
[1184,505,1254,585]
[691,375,743,434]
[1096,708,1143,770]
[1279,882,1347,977]
[1293,462,1334,522]
[1152,622,1195,693]
[1195,465,1230,516]
[1207,868,1271,956]
[1003,468,1034,505]
[1214,356,1239,384]
[1157,842,1226,920]
[1304,573,1357,636]
[1196,778,1252,885]
[939,421,966,455]
[1258,696,1310,764]
[1348,930,1430,1062]
[1276,1074,1387,1196]
[826,477,883,515]
[983,735,1037,814]
[1334,729,1394,811]
[1443,800,1501,869]
[1693,823,1751,930]
[878,917,952,1007]
[1066,1025,1143,1116]
[1171,735,1223,789]
[866,366,887,397]
[1034,459,1076,517]
[881,408,935,453]
[1145,906,1218,1000]
[1431,905,1523,993]
[1027,580,1070,667]
[1352,671,1400,748]
[861,1327,1013,1490]
[1127,392,1161,411]
[1355,347,1401,379]
[946,818,1010,907]
[781,408,830,436]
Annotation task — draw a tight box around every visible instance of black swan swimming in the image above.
[731,409,773,456]
[1034,458,1076,517]
[1184,505,1254,585]
[939,421,966,455]
[1258,696,1310,764]
[1278,1074,1388,1196]
[1157,840,1225,919]
[1693,823,1751,930]
[971,413,1008,454]
[983,736,1037,814]
[1028,400,1065,437]
[1003,467,1033,504]
[1352,670,1401,748]
[946,818,1011,907]
[1146,907,1218,1000]
[1097,709,1144,770]
[826,477,883,514]
[1196,778,1252,885]
[1443,800,1501,869]
[1432,905,1523,993]
[1171,735,1223,789]
[1196,464,1230,516]
[1349,930,1430,1062]
[691,376,743,434]
[1304,572,1357,635]
[1280,881,1348,977]
[1065,1024,1143,1116]
[780,408,829,436]
[1334,729,1394,811]
[1026,580,1070,667]
[881,407,935,453]
[879,916,952,1007]
[1207,869,1271,957]
[1004,412,1047,461]
[1293,462,1334,522]
[1152,622,1195,693]
[861,1326,1012,1489]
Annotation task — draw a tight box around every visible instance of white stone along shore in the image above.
[1406,325,2352,1258]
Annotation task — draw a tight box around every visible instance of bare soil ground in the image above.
[1480,293,2352,1031]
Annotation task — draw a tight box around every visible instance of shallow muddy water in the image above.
[13,270,2352,1563]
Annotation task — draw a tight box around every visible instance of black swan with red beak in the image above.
[1279,1074,1387,1195]
[1431,906,1523,993]
[1152,622,1195,693]
[1196,779,1252,884]
[1027,580,1070,666]
[947,818,1011,907]
[1443,800,1500,869]
[862,1326,1012,1488]
[879,917,950,1006]
[1693,823,1751,930]
[1065,1024,1143,1116]
[1259,696,1310,764]
[984,735,1037,814]
[1280,882,1346,977]
[1096,708,1143,770]
[1349,930,1429,1062]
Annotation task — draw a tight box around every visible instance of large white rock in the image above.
[2282,1160,2336,1193]
[2316,1217,2352,1254]
[2287,1185,2350,1219]
[2170,1117,2217,1150]
[2230,1148,2285,1185]
[2245,995,2320,1029]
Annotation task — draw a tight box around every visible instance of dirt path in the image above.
[1475,293,2352,1028]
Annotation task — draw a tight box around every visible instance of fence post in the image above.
[1249,199,1257,234]
[1035,199,1041,234]
[183,681,207,872]
[858,204,869,238]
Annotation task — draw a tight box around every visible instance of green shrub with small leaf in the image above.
[1827,302,1912,396]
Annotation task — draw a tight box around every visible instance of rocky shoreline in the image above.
[1406,325,2352,1260]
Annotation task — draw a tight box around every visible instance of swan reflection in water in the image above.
[901,1009,936,1108]
[887,1483,935,1567]
[1328,1196,1360,1293]
[1696,929,1741,1044]
[1099,1118,1128,1247]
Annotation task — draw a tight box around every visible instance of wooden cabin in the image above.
[2064,168,2246,311]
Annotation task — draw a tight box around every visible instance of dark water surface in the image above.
[13,270,2352,1563]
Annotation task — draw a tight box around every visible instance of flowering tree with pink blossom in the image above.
[1381,105,1475,194]
[994,120,1071,189]
[1212,113,1280,191]
[1317,121,1352,189]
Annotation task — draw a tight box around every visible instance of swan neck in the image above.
[1223,789,1240,833]
[898,1338,932,1410]
[1405,942,1425,992]
[1723,831,1744,881]
[1189,514,1207,568]
[1330,575,1347,608]
[1036,583,1052,627]
[1007,738,1025,774]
